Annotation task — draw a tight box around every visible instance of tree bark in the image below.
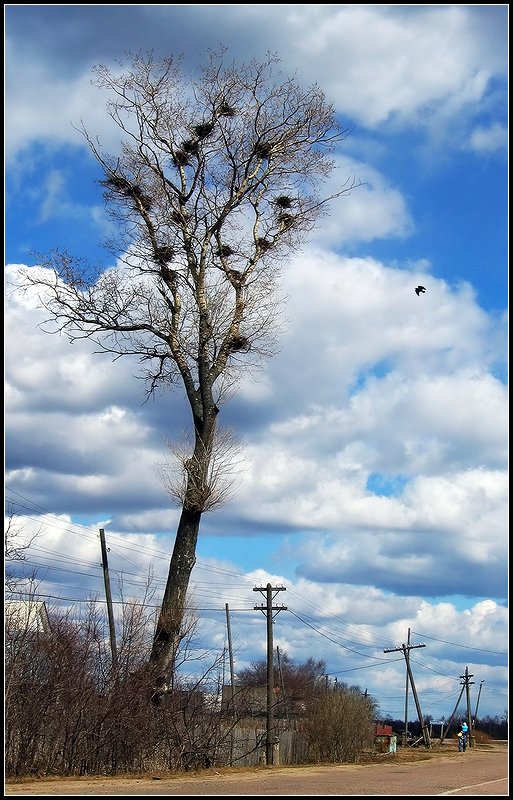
[149,504,202,689]
[149,409,217,692]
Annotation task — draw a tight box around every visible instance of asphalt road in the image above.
[5,744,508,796]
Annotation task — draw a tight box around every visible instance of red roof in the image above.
[376,724,393,736]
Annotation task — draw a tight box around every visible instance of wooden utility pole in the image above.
[254,584,287,765]
[439,683,465,744]
[225,603,235,709]
[99,528,117,670]
[276,646,286,696]
[384,641,430,748]
[462,666,475,747]
[474,680,484,725]
[404,628,411,746]
[225,603,236,766]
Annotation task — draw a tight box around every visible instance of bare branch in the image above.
[159,426,245,512]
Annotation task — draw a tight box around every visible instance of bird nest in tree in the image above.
[192,121,215,139]
[217,244,234,257]
[181,139,199,155]
[102,177,152,210]
[229,334,251,352]
[217,101,236,117]
[274,195,294,209]
[154,245,175,264]
[103,175,132,193]
[256,237,273,251]
[173,150,191,166]
[278,213,294,229]
[129,184,153,210]
[227,269,243,284]
[171,208,190,223]
[255,142,273,159]
[159,266,176,283]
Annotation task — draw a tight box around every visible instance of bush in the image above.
[304,688,376,763]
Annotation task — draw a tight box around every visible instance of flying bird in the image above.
[415,286,426,295]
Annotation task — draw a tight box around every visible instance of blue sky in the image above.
[5,5,508,722]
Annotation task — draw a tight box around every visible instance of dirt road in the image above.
[5,743,508,796]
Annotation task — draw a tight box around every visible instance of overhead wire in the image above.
[6,488,505,710]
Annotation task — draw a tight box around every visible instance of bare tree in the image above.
[16,50,358,693]
[237,652,326,695]
[305,687,378,763]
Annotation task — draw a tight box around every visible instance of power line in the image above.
[6,588,259,611]
[289,609,397,661]
[412,630,506,656]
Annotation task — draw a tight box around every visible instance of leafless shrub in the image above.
[4,588,244,777]
[304,687,377,763]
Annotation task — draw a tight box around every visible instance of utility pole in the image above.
[225,603,235,711]
[404,628,411,746]
[462,666,475,747]
[439,683,465,744]
[254,584,287,765]
[276,646,286,696]
[276,646,289,723]
[225,603,236,766]
[384,641,430,748]
[474,680,484,726]
[99,528,117,671]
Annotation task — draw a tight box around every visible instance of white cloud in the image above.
[274,5,505,132]
[4,47,118,163]
[311,157,414,248]
[5,6,507,162]
[7,252,506,555]
[466,123,508,153]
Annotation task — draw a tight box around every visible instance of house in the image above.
[375,723,397,753]
[5,600,51,634]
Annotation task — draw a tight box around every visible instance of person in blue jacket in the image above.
[460,721,469,751]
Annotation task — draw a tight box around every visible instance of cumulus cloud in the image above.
[466,123,508,153]
[5,6,507,163]
[4,47,118,163]
[7,251,506,572]
[310,157,414,248]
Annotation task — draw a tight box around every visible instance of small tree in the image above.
[17,49,358,693]
[305,687,377,763]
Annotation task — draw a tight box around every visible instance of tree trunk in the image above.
[148,504,202,691]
